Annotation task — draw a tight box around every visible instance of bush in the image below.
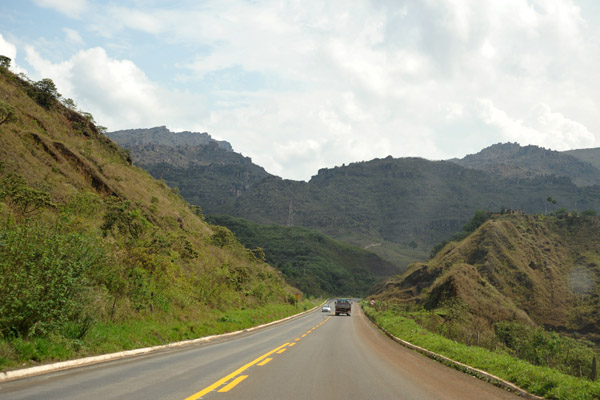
[0,221,104,338]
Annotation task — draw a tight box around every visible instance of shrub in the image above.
[0,221,104,338]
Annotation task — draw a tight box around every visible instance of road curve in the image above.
[0,303,523,400]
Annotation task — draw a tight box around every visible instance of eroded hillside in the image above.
[372,213,600,343]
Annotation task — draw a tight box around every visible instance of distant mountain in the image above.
[107,127,272,213]
[564,147,600,172]
[220,156,600,268]
[450,142,600,186]
[371,213,600,344]
[105,130,600,271]
[108,126,233,151]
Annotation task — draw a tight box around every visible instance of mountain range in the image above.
[108,127,600,270]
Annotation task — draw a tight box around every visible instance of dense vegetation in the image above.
[207,215,400,297]
[0,59,308,371]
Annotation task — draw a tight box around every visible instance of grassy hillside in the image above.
[0,61,303,370]
[370,212,600,382]
[373,213,600,337]
[207,215,401,297]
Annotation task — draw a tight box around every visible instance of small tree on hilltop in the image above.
[0,55,11,69]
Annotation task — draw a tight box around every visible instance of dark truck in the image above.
[334,299,352,316]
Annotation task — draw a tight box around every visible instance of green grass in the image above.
[363,305,600,400]
[0,301,317,371]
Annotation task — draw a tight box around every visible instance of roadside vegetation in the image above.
[0,57,314,372]
[363,304,600,400]
[367,210,600,399]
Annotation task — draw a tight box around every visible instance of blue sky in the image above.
[1,0,599,181]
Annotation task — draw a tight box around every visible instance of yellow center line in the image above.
[276,348,287,354]
[294,338,300,341]
[301,334,306,337]
[288,342,296,347]
[257,358,273,366]
[218,375,248,392]
[184,342,289,400]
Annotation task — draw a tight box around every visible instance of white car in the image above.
[322,305,331,313]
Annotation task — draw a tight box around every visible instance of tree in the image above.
[61,97,77,110]
[30,78,60,109]
[0,55,11,69]
[0,101,18,126]
[545,196,557,215]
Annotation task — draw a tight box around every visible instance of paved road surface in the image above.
[0,302,523,400]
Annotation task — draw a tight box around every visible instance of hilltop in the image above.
[107,126,272,213]
[451,142,600,187]
[372,213,600,343]
[108,126,233,151]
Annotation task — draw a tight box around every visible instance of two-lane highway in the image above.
[0,302,523,400]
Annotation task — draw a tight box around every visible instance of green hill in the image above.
[207,215,401,297]
[0,60,299,370]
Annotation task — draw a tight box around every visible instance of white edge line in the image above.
[363,309,544,400]
[0,303,323,383]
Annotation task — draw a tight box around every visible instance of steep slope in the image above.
[207,215,401,297]
[372,213,600,343]
[451,142,600,186]
[0,63,295,348]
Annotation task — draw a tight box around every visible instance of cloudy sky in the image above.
[1,0,599,180]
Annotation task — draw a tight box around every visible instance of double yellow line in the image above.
[184,342,290,400]
[185,315,332,399]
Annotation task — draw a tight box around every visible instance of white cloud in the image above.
[8,0,600,180]
[33,0,88,19]
[62,28,84,46]
[0,34,17,61]
[24,46,207,131]
[477,99,595,151]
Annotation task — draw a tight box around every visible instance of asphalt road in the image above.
[0,302,523,400]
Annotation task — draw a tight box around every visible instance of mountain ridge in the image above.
[450,142,600,186]
[107,128,600,269]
